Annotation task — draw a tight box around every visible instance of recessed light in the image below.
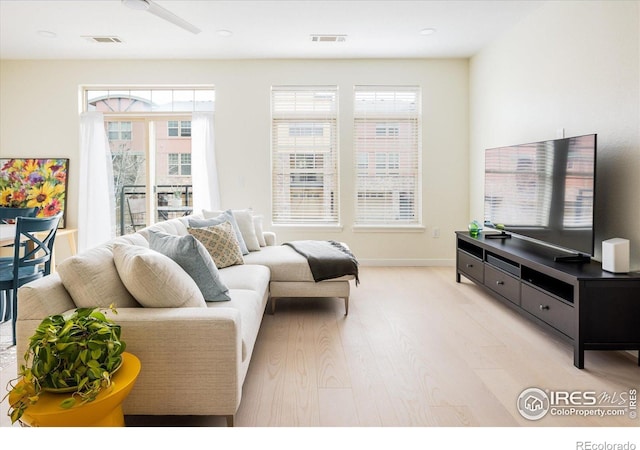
[37,30,57,38]
[419,28,436,36]
[216,29,233,37]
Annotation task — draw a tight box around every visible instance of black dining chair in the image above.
[0,213,61,345]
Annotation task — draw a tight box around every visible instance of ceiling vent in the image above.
[83,36,124,43]
[310,34,346,43]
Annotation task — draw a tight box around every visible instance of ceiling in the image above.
[0,0,545,60]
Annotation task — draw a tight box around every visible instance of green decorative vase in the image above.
[468,220,482,237]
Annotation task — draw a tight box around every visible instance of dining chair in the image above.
[1,207,39,254]
[0,213,61,345]
[0,206,39,323]
[0,206,39,225]
[126,197,147,232]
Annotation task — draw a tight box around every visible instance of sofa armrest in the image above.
[263,231,276,246]
[113,307,244,415]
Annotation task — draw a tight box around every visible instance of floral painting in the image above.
[0,158,69,228]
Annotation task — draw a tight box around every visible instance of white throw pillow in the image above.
[57,246,140,309]
[232,209,261,251]
[253,214,267,247]
[112,243,206,308]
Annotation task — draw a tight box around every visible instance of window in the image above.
[84,86,214,235]
[354,86,421,225]
[271,86,339,225]
[168,120,191,137]
[107,121,132,140]
[168,153,191,176]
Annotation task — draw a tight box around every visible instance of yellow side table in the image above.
[14,352,141,427]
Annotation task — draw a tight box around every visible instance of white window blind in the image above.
[354,86,421,225]
[271,86,339,224]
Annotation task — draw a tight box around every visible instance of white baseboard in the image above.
[358,258,455,267]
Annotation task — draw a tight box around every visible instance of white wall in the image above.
[0,58,469,265]
[470,1,640,269]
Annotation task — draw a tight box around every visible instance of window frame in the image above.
[353,85,424,230]
[270,85,340,228]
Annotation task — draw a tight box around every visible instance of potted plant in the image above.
[4,305,125,424]
[168,186,182,207]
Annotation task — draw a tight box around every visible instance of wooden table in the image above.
[12,352,141,427]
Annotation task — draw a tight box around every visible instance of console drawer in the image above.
[522,284,575,338]
[457,251,483,283]
[484,265,520,305]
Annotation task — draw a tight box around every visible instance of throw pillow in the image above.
[253,214,267,247]
[57,246,140,308]
[192,210,249,255]
[231,209,261,252]
[148,230,231,302]
[112,243,207,308]
[188,221,244,269]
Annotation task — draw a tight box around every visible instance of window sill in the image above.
[271,224,344,233]
[352,224,426,233]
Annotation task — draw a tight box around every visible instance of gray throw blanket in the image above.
[283,240,359,285]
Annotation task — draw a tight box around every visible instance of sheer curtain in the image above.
[78,111,116,252]
[191,112,220,213]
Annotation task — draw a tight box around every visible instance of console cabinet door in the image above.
[580,280,640,342]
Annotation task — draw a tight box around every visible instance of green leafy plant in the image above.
[4,306,125,424]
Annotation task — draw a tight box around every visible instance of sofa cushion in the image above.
[57,246,141,309]
[138,219,189,240]
[192,210,249,255]
[188,221,244,269]
[219,264,271,292]
[148,230,231,302]
[242,245,316,282]
[112,243,207,308]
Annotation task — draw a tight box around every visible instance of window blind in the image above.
[354,86,421,225]
[271,86,339,224]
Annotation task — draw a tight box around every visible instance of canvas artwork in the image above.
[0,158,69,228]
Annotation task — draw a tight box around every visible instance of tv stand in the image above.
[456,231,640,369]
[554,253,591,264]
[484,231,511,240]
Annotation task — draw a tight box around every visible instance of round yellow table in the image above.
[14,352,141,427]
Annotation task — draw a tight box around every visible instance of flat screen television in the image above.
[484,134,597,261]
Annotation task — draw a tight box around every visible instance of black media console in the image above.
[455,231,640,369]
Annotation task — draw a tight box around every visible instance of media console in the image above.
[455,231,640,369]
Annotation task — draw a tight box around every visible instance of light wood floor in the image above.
[2,266,638,429]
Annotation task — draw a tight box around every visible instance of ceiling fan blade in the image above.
[145,1,201,35]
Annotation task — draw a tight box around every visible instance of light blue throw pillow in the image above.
[189,210,249,255]
[148,230,231,302]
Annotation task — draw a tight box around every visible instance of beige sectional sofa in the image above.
[15,215,355,426]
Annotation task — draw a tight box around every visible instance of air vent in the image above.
[310,34,346,43]
[83,36,124,43]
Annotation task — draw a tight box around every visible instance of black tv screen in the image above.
[484,134,597,256]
